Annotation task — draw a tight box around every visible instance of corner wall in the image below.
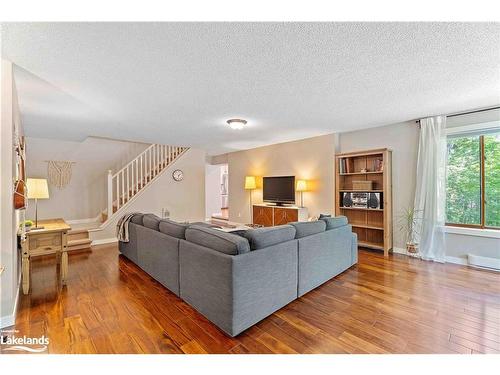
[225,134,336,224]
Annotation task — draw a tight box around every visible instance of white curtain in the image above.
[413,116,447,262]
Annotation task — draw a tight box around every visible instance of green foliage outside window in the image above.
[485,133,500,227]
[446,132,500,228]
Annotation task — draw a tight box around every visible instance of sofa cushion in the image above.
[130,213,144,225]
[318,213,332,219]
[321,216,348,230]
[290,221,326,238]
[159,219,189,239]
[245,225,296,250]
[189,222,223,229]
[143,214,161,231]
[185,225,250,255]
[228,229,248,237]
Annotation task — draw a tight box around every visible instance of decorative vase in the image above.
[406,242,418,254]
[342,193,352,207]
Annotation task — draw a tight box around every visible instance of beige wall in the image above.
[339,121,419,250]
[91,148,207,241]
[1,60,23,327]
[25,136,149,221]
[225,134,336,224]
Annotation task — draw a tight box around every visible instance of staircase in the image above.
[101,144,189,223]
[67,228,92,252]
[67,144,188,250]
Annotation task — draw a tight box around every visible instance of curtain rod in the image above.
[415,106,500,124]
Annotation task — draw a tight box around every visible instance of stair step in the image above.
[67,238,92,251]
[68,229,89,241]
[68,238,92,246]
[68,228,88,234]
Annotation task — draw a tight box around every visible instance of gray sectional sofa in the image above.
[119,213,358,337]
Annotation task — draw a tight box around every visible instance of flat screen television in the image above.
[263,176,295,205]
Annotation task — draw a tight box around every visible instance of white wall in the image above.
[25,136,148,221]
[1,60,23,327]
[91,148,207,241]
[225,134,336,224]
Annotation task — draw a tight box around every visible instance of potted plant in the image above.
[398,207,421,255]
[20,219,34,231]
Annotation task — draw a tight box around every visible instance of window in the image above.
[446,130,500,229]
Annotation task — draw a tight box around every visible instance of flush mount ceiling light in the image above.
[226,118,247,130]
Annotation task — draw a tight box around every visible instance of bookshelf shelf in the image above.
[339,190,384,193]
[358,241,385,250]
[340,207,383,212]
[352,224,384,231]
[335,148,393,256]
[339,171,383,176]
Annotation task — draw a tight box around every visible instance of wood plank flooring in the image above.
[6,245,500,354]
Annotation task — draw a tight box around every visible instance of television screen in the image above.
[263,176,295,204]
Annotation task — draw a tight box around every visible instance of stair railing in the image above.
[106,144,187,219]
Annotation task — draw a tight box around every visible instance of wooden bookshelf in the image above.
[335,148,393,256]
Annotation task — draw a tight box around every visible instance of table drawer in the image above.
[29,233,62,254]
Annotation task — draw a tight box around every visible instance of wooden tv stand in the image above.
[252,204,308,227]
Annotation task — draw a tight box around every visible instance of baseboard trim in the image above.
[91,237,118,246]
[468,254,500,271]
[0,270,21,329]
[445,255,468,265]
[392,247,407,255]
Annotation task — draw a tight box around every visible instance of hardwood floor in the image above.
[7,245,500,354]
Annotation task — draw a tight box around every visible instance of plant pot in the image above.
[406,242,418,253]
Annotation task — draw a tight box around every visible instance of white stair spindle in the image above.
[107,170,113,218]
[121,171,124,206]
[135,159,138,192]
[116,174,120,211]
[149,147,152,179]
[127,166,130,201]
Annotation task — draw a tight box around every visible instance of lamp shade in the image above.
[244,176,256,190]
[27,178,49,199]
[296,179,307,192]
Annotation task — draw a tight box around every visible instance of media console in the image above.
[252,204,308,227]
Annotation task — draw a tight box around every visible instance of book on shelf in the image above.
[339,158,354,174]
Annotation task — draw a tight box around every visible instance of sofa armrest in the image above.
[351,232,358,264]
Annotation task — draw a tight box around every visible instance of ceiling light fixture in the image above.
[226,118,247,130]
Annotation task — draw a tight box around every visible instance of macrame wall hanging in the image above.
[46,160,75,189]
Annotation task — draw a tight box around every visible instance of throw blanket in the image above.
[116,212,140,242]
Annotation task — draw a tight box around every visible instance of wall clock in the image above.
[172,169,184,181]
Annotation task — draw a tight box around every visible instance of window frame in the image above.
[445,124,500,230]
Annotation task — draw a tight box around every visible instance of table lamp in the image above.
[296,179,307,208]
[244,176,257,223]
[27,178,49,229]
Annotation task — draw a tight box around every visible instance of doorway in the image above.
[205,163,229,221]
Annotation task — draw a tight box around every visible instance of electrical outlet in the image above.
[238,212,241,217]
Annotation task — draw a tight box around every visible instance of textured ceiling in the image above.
[2,22,500,155]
